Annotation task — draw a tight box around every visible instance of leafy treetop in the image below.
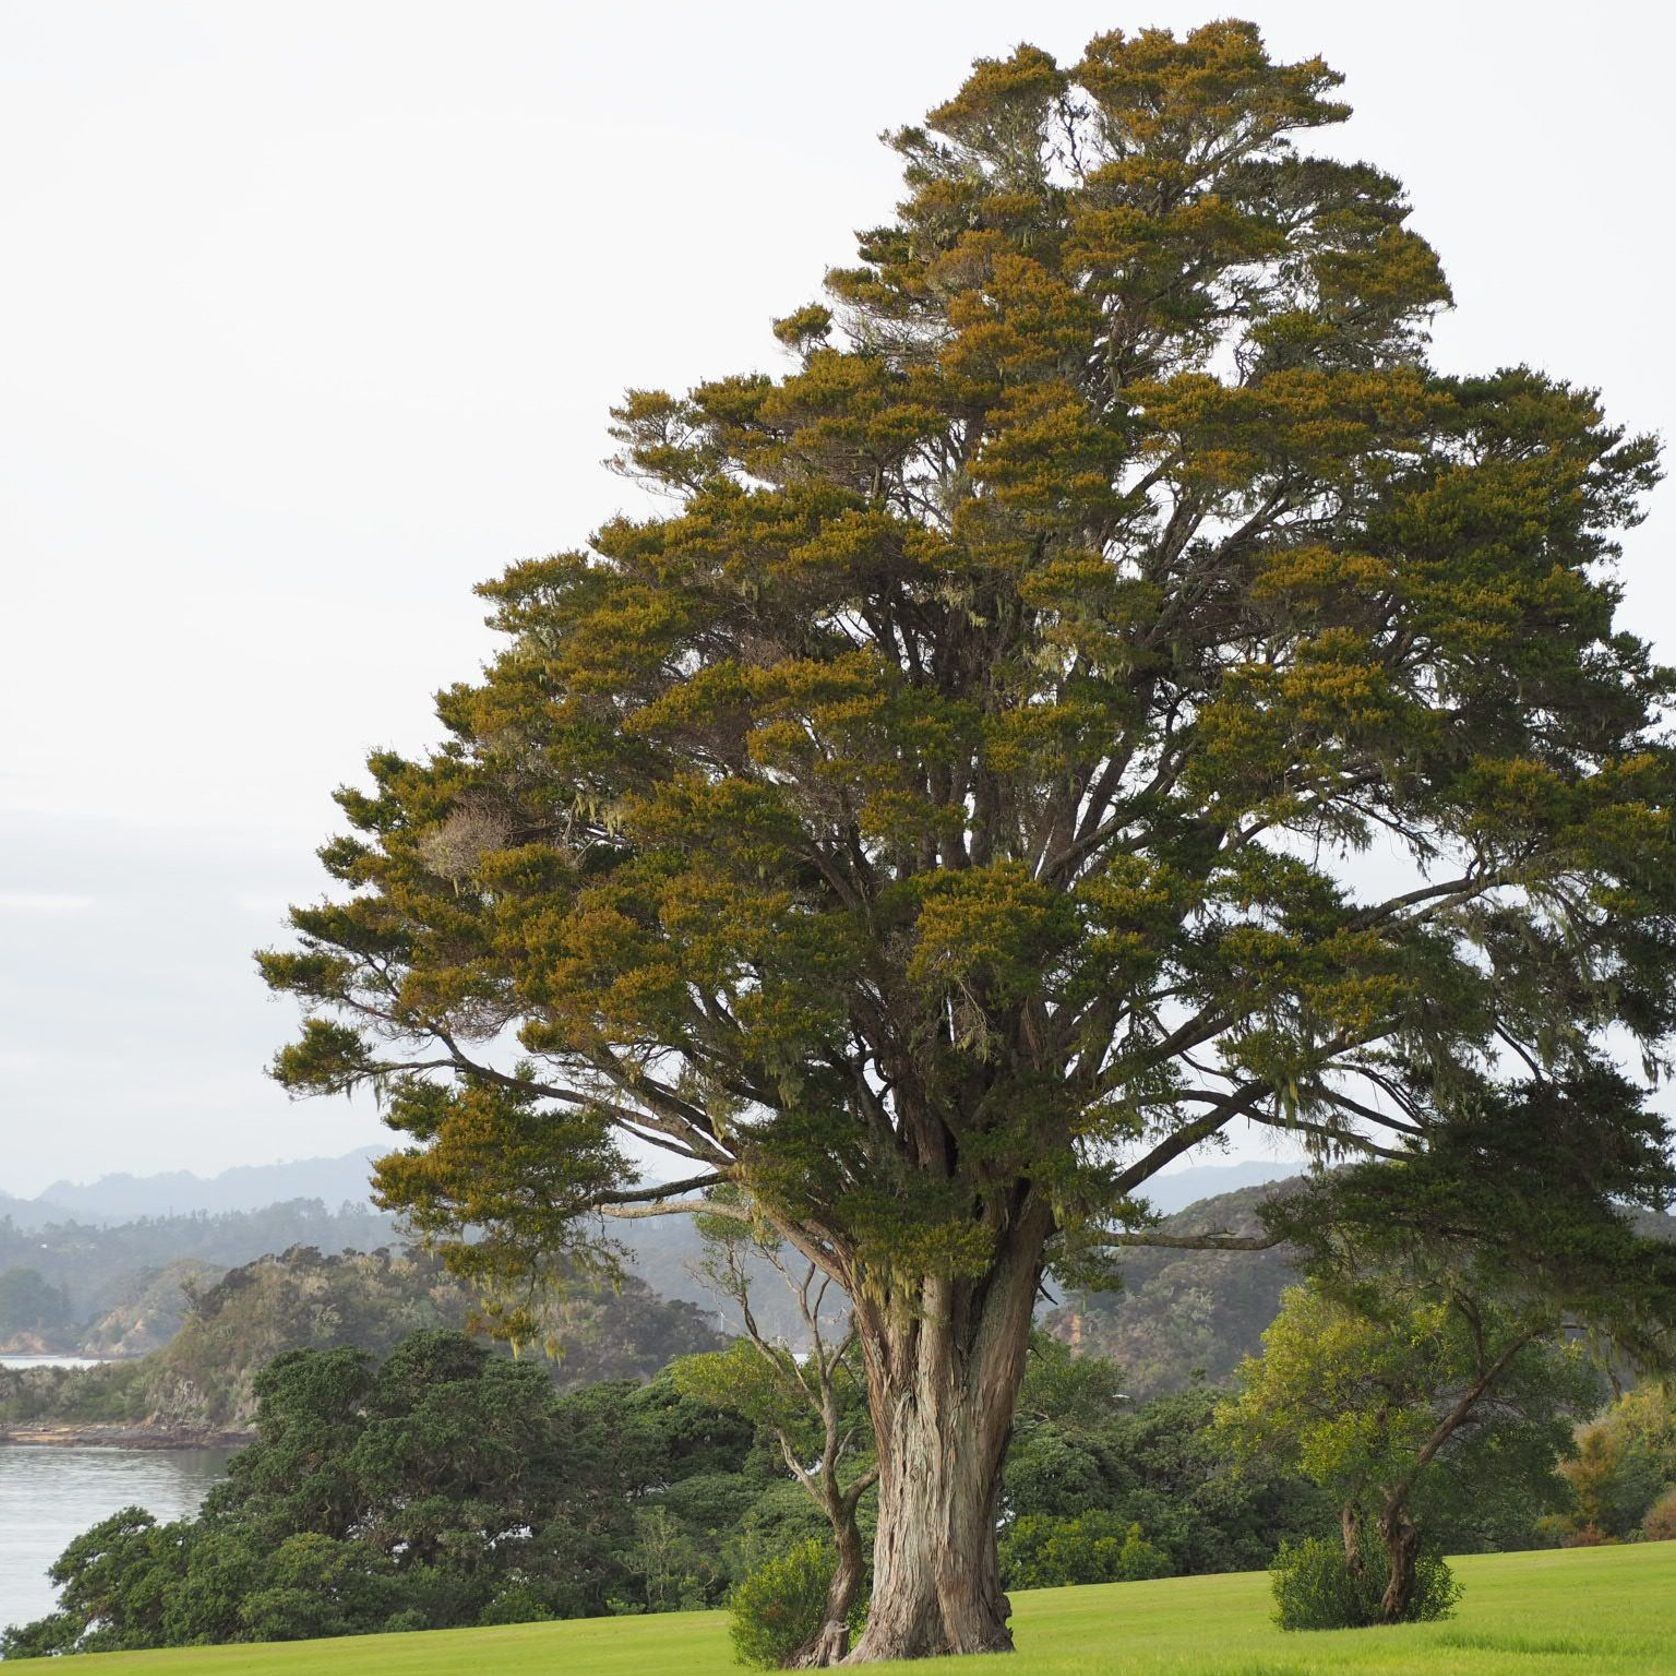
[261,17,1672,1328]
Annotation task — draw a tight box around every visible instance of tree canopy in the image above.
[1220,1277,1597,1621]
[260,18,1674,1660]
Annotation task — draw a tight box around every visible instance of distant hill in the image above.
[1047,1183,1676,1401]
[10,1146,1663,1386]
[1044,1181,1300,1400]
[4,1149,1293,1301]
[0,1190,75,1230]
[0,1198,404,1331]
[1,1245,732,1434]
[1135,1160,1301,1215]
[29,1148,382,1223]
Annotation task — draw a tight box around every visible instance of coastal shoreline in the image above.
[1,1423,250,1450]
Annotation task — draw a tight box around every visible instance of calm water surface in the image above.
[0,1446,234,1634]
[0,1357,107,1371]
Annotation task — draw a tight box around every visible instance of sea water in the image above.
[0,1444,234,1637]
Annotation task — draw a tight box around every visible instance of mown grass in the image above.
[61,1541,1676,1675]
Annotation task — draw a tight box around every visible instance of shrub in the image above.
[1271,1536,1460,1631]
[479,1585,554,1625]
[1000,1512,1172,1590]
[1643,1487,1676,1542]
[729,1540,862,1669]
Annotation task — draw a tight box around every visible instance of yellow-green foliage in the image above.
[257,27,1676,1602]
[1219,1279,1593,1525]
[261,12,1676,1276]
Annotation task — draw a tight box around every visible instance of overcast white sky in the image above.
[3,1,1672,1196]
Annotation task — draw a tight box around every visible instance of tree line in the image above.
[12,1303,1671,1661]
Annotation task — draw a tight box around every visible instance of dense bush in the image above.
[0,1358,150,1425]
[13,1323,1556,1660]
[1000,1513,1171,1590]
[728,1540,848,1668]
[1643,1487,1676,1542]
[1270,1537,1460,1631]
[0,1266,75,1341]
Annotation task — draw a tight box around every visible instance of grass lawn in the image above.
[60,1542,1676,1675]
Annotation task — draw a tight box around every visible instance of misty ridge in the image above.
[0,1153,1306,1360]
[3,1149,1296,1230]
[2,1147,388,1227]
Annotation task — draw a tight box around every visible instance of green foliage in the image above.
[238,1533,400,1642]
[1000,1513,1171,1589]
[0,1332,771,1657]
[1550,1383,1676,1543]
[728,1540,862,1669]
[1643,1486,1676,1542]
[0,1266,74,1341]
[1006,1337,1332,1577]
[0,1356,151,1426]
[1264,1077,1676,1375]
[1219,1280,1597,1534]
[1270,1536,1459,1630]
[673,1340,824,1457]
[478,1586,555,1625]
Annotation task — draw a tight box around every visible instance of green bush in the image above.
[729,1540,861,1669]
[1641,1485,1676,1543]
[479,1585,554,1625]
[1271,1536,1460,1631]
[1000,1512,1172,1590]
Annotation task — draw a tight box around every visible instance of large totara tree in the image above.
[260,21,1676,1661]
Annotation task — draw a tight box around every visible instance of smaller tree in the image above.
[1550,1383,1676,1543]
[1220,1278,1596,1624]
[672,1222,876,1666]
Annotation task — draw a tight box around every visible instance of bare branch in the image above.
[597,1196,751,1222]
[1093,1229,1283,1251]
[593,1172,732,1207]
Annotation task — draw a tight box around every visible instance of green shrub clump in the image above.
[1271,1536,1460,1631]
[1000,1512,1172,1590]
[729,1540,863,1669]
[1642,1487,1676,1543]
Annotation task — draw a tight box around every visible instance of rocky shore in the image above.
[1,1421,251,1449]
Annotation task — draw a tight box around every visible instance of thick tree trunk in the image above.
[1377,1499,1420,1623]
[843,1205,1049,1663]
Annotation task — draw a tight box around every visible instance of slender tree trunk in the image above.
[795,1513,865,1667]
[1340,1505,1364,1576]
[843,1206,1049,1663]
[1377,1498,1420,1623]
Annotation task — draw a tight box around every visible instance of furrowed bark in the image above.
[843,1203,1050,1663]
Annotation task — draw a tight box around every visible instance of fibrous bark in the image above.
[844,1213,1046,1662]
